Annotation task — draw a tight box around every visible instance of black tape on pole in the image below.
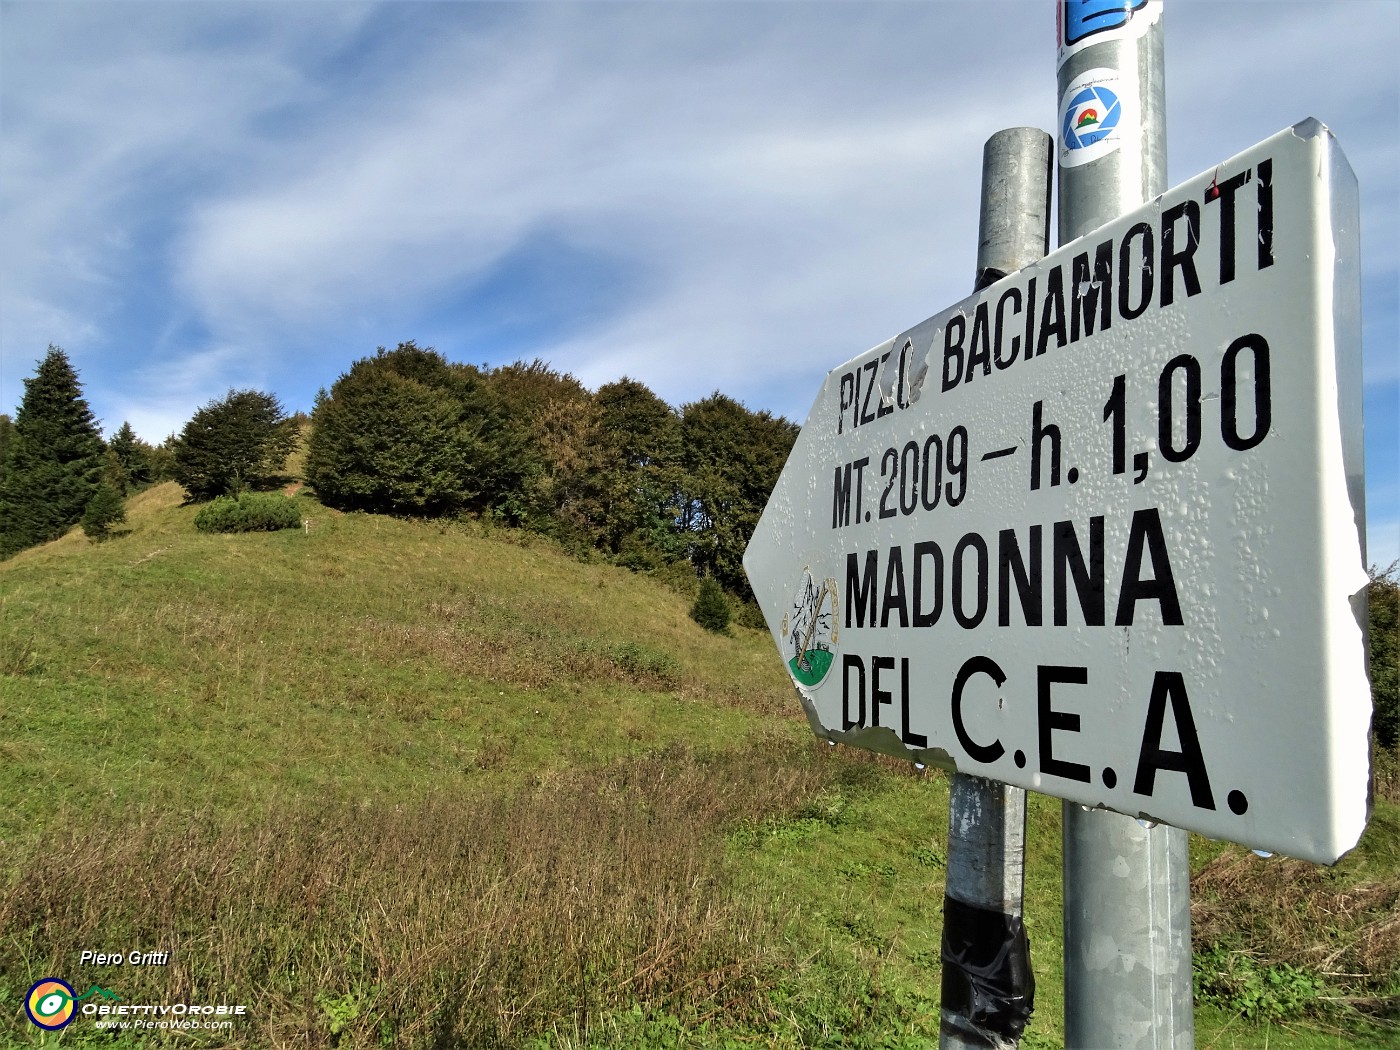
[940,894,1035,1041]
[973,267,1008,292]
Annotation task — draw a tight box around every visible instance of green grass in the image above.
[1,483,1396,1047]
[0,485,786,836]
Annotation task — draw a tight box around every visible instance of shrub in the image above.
[193,492,302,534]
[735,599,768,631]
[690,576,731,633]
[1193,943,1321,1022]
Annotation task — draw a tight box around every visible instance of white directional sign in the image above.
[744,121,1370,864]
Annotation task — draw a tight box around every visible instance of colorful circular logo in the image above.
[25,978,76,1030]
[1062,84,1120,151]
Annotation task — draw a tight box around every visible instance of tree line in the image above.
[1,342,1398,749]
[304,341,797,598]
[0,342,797,603]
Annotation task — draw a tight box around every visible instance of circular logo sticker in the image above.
[1059,68,1128,167]
[781,569,838,688]
[25,978,76,1030]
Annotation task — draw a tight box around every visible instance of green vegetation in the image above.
[1371,563,1399,752]
[305,344,796,604]
[691,576,731,633]
[79,480,127,541]
[0,345,105,559]
[173,388,298,501]
[306,342,525,517]
[193,491,304,533]
[1,475,1397,1047]
[106,421,163,495]
[678,392,797,599]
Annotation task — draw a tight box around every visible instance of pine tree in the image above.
[690,576,732,633]
[107,421,154,493]
[81,480,127,541]
[0,415,14,465]
[0,346,106,559]
[173,390,298,500]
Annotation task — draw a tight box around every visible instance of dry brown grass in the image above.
[1,742,834,1048]
[1192,822,1400,1025]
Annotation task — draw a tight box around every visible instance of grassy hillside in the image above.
[1,485,1396,1048]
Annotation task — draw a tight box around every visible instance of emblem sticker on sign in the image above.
[783,569,839,688]
[1059,68,1128,168]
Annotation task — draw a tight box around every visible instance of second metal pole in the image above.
[940,126,1052,1050]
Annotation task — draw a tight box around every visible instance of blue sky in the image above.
[1,1,1396,566]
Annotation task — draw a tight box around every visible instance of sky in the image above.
[2,0,1396,567]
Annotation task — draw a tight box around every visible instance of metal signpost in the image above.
[1056,4,1192,1046]
[939,127,1051,1050]
[744,3,1369,1044]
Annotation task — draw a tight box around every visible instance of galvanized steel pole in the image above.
[940,127,1052,1050]
[1056,3,1195,1047]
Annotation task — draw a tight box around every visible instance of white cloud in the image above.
[1,0,1395,491]
[0,1,374,411]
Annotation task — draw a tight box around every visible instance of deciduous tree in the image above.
[307,342,525,516]
[679,392,797,597]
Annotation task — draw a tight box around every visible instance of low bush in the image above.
[193,492,303,534]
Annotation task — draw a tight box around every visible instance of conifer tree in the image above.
[690,576,732,633]
[0,346,106,558]
[81,480,127,541]
[172,389,297,500]
[107,421,154,493]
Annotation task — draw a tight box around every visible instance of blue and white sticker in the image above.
[1059,68,1130,168]
[1057,0,1161,67]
